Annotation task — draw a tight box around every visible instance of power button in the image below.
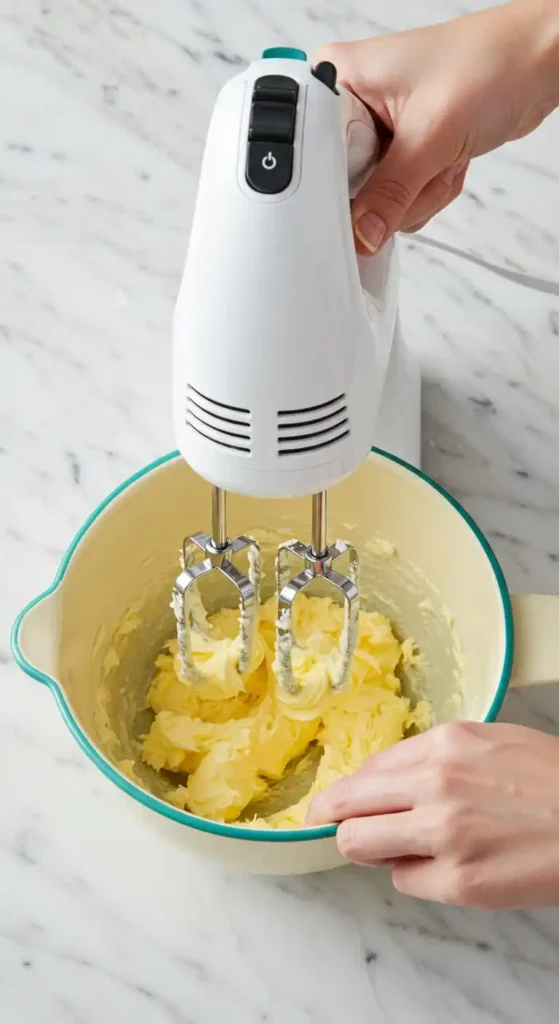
[246,141,292,194]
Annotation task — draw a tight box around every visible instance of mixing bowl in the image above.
[12,450,559,874]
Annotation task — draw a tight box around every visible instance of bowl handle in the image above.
[510,594,559,688]
[12,590,61,683]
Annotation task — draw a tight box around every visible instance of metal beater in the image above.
[275,492,359,692]
[172,486,260,681]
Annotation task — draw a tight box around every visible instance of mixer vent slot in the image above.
[277,393,350,456]
[186,385,251,454]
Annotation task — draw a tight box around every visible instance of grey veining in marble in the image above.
[2,1,559,1022]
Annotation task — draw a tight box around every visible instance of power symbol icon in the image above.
[262,151,277,171]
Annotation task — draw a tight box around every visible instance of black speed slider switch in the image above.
[253,74,299,104]
[249,101,296,143]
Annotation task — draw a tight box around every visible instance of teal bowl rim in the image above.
[11,448,514,844]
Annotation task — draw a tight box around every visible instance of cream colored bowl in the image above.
[12,451,559,874]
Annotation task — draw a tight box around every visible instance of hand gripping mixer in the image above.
[172,50,419,694]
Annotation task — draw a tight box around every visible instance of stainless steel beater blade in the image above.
[172,488,260,682]
[275,492,359,694]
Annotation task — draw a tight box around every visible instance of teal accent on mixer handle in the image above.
[261,47,307,61]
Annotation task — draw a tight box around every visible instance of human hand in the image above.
[306,721,559,909]
[315,0,559,251]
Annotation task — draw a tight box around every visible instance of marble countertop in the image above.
[2,1,559,1021]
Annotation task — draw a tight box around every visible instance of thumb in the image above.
[352,134,438,254]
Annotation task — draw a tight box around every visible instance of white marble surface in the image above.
[2,1,559,1021]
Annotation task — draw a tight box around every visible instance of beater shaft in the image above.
[311,492,328,559]
[212,486,227,550]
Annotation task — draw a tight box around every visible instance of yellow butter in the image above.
[141,595,429,828]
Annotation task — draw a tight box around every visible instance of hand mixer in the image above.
[172,47,420,694]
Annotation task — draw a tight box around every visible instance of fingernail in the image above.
[442,161,466,186]
[355,212,386,254]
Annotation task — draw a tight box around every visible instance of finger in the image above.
[399,177,453,232]
[358,721,559,789]
[392,858,458,904]
[308,720,546,828]
[401,216,432,235]
[357,163,469,245]
[355,235,373,256]
[399,162,469,232]
[352,727,443,777]
[348,719,489,782]
[351,126,447,254]
[337,812,434,865]
[305,769,415,826]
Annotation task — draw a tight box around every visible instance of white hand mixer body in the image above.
[172,51,419,692]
